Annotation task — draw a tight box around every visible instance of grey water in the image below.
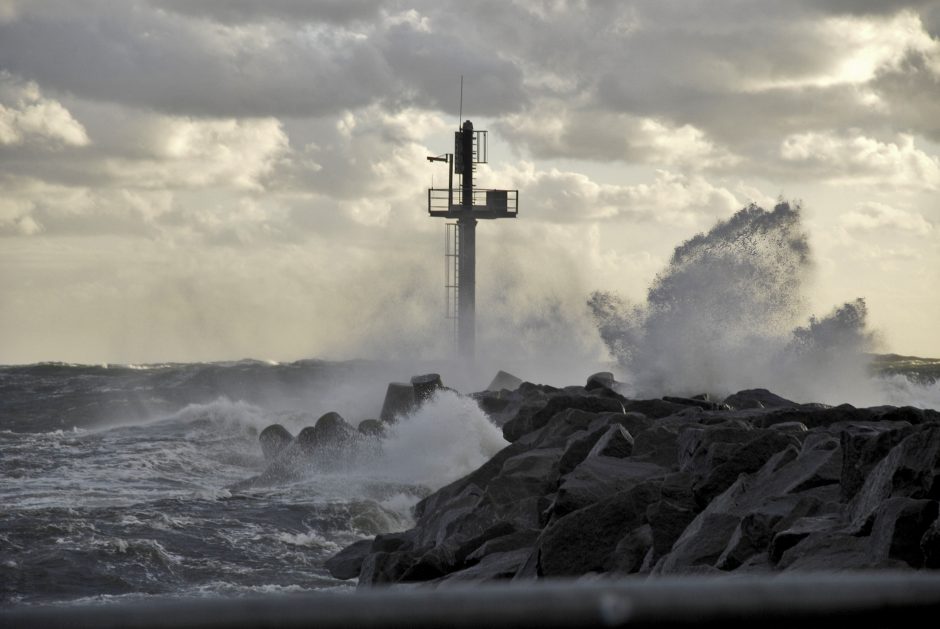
[0,360,505,606]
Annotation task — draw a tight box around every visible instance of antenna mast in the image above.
[425,82,519,362]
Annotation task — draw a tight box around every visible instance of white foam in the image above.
[371,390,508,491]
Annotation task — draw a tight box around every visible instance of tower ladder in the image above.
[444,222,459,351]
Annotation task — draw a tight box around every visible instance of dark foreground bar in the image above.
[4,573,940,629]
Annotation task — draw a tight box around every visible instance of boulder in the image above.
[769,514,843,564]
[437,548,532,583]
[691,431,802,506]
[357,419,385,438]
[840,423,916,501]
[922,514,940,568]
[632,424,683,468]
[662,396,728,411]
[380,382,415,423]
[721,389,799,410]
[410,373,444,402]
[502,395,625,443]
[646,497,698,561]
[324,538,372,580]
[587,425,634,459]
[465,528,540,563]
[517,408,608,450]
[553,457,667,517]
[258,424,293,461]
[869,497,939,568]
[716,495,822,570]
[357,551,418,586]
[848,425,940,532]
[537,483,659,577]
[778,533,875,571]
[610,524,654,574]
[585,372,615,391]
[486,370,524,392]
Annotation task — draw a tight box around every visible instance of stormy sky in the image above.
[1,0,938,364]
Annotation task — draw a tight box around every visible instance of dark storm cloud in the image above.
[0,3,391,117]
[0,1,524,118]
[154,0,384,25]
[872,50,940,141]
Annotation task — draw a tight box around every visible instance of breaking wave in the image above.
[589,201,886,405]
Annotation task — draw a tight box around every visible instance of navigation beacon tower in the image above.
[426,120,519,360]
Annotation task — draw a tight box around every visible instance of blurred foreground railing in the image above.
[3,572,940,629]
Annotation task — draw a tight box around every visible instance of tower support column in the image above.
[457,217,476,360]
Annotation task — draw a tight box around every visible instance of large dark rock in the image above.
[326,380,940,586]
[437,548,532,583]
[588,425,634,458]
[777,533,875,571]
[502,394,626,443]
[716,495,822,570]
[690,431,802,506]
[553,457,666,518]
[585,372,615,391]
[848,425,940,531]
[380,382,415,423]
[769,514,843,563]
[358,551,419,586]
[537,483,659,577]
[721,389,799,410]
[486,370,524,392]
[840,423,916,500]
[410,373,444,402]
[258,424,293,461]
[662,396,728,411]
[922,514,940,568]
[869,497,939,568]
[357,419,385,438]
[324,538,372,580]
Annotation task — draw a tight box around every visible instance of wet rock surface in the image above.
[317,375,940,585]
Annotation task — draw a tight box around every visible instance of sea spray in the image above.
[590,201,878,404]
[374,390,508,491]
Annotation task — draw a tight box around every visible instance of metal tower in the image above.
[427,120,519,360]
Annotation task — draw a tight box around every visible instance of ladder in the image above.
[444,222,459,351]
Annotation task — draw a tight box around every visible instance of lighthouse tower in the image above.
[426,120,519,360]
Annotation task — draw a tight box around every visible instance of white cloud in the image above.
[498,104,740,170]
[841,201,933,235]
[491,163,741,227]
[780,131,940,189]
[747,10,938,90]
[101,116,288,190]
[0,75,89,147]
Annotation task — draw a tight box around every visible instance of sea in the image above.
[2,355,939,607]
[0,359,510,606]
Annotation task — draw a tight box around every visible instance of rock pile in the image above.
[326,374,940,585]
[232,374,447,491]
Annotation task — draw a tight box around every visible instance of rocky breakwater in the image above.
[325,373,940,584]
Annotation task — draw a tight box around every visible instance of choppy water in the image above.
[2,357,938,607]
[0,360,505,606]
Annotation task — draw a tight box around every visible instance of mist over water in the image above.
[589,201,899,405]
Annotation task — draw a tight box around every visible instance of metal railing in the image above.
[3,573,940,628]
[428,188,518,215]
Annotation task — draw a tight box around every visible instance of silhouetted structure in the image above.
[427,120,518,360]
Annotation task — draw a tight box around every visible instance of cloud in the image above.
[841,201,933,235]
[497,103,740,170]
[744,10,937,90]
[780,131,940,189]
[154,0,384,25]
[490,164,741,227]
[0,74,89,147]
[102,116,289,191]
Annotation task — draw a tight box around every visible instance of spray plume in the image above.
[589,201,876,403]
